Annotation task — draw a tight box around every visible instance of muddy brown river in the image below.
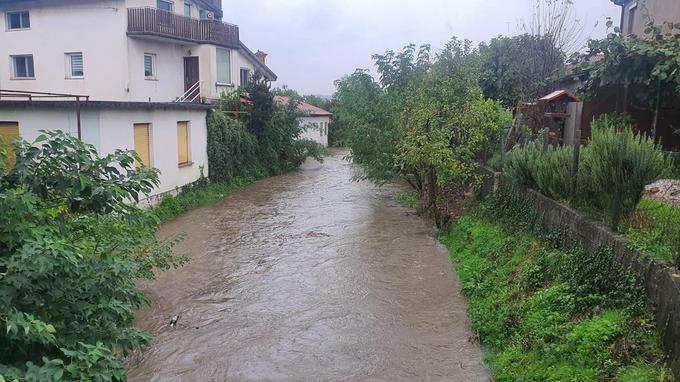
[127,150,488,381]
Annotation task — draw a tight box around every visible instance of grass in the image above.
[394,191,419,209]
[624,199,680,266]
[438,207,671,381]
[153,175,259,222]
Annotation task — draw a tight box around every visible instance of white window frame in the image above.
[6,10,30,30]
[183,2,191,17]
[216,48,231,85]
[239,67,251,87]
[65,52,84,79]
[10,54,34,79]
[144,53,157,80]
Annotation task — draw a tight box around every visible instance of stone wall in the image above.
[479,166,680,376]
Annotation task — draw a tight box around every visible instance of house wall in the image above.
[0,0,250,102]
[300,116,330,147]
[0,106,209,198]
[621,0,680,36]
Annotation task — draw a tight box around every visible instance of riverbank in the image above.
[435,195,672,381]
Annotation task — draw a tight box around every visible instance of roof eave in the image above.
[239,41,277,81]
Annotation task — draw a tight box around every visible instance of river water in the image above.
[127,149,488,381]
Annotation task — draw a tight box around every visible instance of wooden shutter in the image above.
[177,121,189,165]
[133,123,151,167]
[0,122,20,168]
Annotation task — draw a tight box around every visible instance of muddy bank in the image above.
[127,149,488,381]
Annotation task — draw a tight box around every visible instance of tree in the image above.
[479,34,565,108]
[0,131,186,381]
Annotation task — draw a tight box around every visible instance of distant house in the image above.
[0,0,277,202]
[273,96,332,147]
[612,0,680,36]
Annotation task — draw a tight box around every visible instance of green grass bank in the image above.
[436,196,672,381]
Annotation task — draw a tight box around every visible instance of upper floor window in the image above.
[6,11,30,30]
[65,52,84,78]
[157,0,173,12]
[144,53,156,79]
[11,55,34,79]
[216,48,231,84]
[184,2,191,17]
[240,68,250,87]
[627,2,637,35]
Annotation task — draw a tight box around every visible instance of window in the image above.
[627,3,637,35]
[6,11,30,30]
[144,53,156,79]
[11,55,34,79]
[184,2,191,17]
[0,122,19,167]
[157,0,173,11]
[133,123,152,167]
[65,52,84,78]
[177,121,191,166]
[216,48,231,84]
[240,68,250,87]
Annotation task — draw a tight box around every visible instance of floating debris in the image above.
[169,315,180,328]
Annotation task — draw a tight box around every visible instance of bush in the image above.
[504,141,573,200]
[207,111,261,182]
[0,131,186,381]
[579,124,671,231]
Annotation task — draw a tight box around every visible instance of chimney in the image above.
[255,50,268,64]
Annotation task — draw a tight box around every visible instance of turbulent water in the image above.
[127,149,488,381]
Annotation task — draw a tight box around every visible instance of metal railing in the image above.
[175,81,202,103]
[127,7,239,49]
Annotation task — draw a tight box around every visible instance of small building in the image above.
[273,96,332,147]
[0,0,277,202]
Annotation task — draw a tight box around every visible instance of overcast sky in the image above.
[223,0,621,95]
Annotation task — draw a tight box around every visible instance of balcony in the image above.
[127,7,239,49]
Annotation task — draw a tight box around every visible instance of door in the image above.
[183,56,200,102]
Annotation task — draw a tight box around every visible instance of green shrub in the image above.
[504,141,573,200]
[207,111,261,183]
[579,125,671,231]
[0,132,186,381]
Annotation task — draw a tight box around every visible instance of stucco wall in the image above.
[0,0,247,102]
[0,106,209,198]
[300,116,330,147]
[621,0,680,36]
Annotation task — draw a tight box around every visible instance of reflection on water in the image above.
[127,149,488,381]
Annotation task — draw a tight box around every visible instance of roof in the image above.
[539,90,581,103]
[239,42,278,82]
[273,96,332,117]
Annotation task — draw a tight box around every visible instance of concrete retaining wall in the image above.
[479,166,680,376]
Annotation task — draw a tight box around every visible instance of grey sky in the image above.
[223,0,621,95]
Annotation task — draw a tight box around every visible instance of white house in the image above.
[0,0,276,201]
[273,96,332,147]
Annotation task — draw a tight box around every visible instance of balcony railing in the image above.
[127,7,239,49]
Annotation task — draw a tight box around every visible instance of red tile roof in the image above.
[273,96,332,117]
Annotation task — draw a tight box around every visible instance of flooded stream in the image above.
[127,149,488,381]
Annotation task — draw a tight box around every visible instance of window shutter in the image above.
[133,124,151,167]
[177,122,189,164]
[0,122,20,167]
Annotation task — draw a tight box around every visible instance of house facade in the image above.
[0,0,277,200]
[273,96,332,147]
[613,0,680,35]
